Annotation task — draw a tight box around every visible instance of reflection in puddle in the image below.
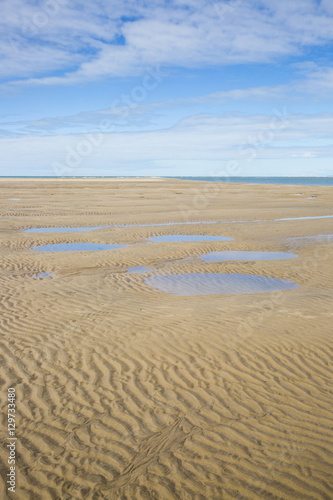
[32,243,126,252]
[127,266,154,274]
[200,251,297,262]
[145,273,299,296]
[149,235,232,242]
[31,272,53,278]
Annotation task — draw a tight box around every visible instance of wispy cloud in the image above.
[295,63,333,96]
[2,0,333,87]
[2,1,333,176]
[1,63,332,137]
[1,112,333,174]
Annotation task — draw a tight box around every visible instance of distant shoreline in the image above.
[0,177,164,182]
[1,176,333,186]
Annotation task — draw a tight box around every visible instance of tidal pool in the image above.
[200,251,298,262]
[23,214,333,233]
[149,235,232,243]
[23,213,333,236]
[127,266,154,274]
[276,215,333,221]
[145,272,299,296]
[31,272,53,278]
[32,243,126,252]
[25,226,105,233]
[23,222,222,232]
[286,234,333,242]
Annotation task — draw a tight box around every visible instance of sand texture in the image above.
[0,178,333,499]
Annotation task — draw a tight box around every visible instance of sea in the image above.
[1,176,333,186]
[168,177,333,186]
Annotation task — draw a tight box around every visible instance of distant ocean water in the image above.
[1,176,333,186]
[168,177,333,186]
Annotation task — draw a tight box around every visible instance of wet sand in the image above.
[0,178,332,499]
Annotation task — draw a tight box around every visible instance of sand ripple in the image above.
[0,179,332,499]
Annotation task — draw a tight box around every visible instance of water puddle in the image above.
[149,235,232,243]
[24,222,221,232]
[25,226,105,233]
[32,243,126,252]
[145,273,299,296]
[276,215,333,221]
[31,272,54,278]
[23,214,333,233]
[127,266,154,274]
[200,251,297,262]
[286,234,333,242]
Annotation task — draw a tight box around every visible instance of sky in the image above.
[1,0,333,177]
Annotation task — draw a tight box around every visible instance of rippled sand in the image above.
[0,178,333,499]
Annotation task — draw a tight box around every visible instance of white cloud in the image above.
[1,0,333,86]
[291,152,317,158]
[1,66,332,137]
[295,64,333,96]
[1,112,333,176]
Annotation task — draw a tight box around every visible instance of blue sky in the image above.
[1,0,333,176]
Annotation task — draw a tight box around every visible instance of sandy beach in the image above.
[0,178,332,500]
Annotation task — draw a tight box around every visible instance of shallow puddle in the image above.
[24,222,221,232]
[25,226,105,233]
[286,234,333,242]
[276,215,333,221]
[145,272,299,296]
[31,272,54,278]
[149,235,232,242]
[32,243,126,252]
[127,266,154,274]
[23,214,333,233]
[200,251,297,262]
